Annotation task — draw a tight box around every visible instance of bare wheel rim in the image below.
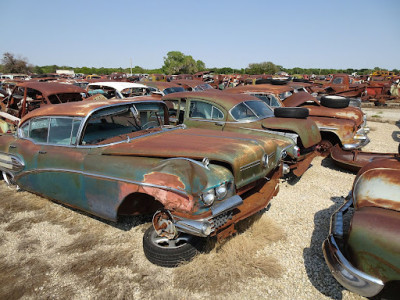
[149,229,192,249]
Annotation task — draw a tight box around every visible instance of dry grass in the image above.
[0,181,286,299]
[173,215,285,294]
[0,256,51,299]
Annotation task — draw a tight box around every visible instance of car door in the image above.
[184,99,227,131]
[31,117,89,209]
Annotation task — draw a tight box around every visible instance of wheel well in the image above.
[117,192,163,216]
[320,131,341,146]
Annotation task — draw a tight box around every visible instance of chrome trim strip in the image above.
[318,126,339,131]
[14,168,188,197]
[164,157,210,170]
[240,160,261,171]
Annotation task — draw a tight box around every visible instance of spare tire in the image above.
[320,96,350,108]
[274,107,309,119]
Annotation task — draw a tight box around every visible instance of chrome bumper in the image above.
[172,195,243,237]
[322,196,384,297]
[342,134,370,150]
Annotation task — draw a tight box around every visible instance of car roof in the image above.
[87,81,147,91]
[162,90,261,109]
[225,84,293,94]
[16,81,86,97]
[19,97,164,125]
[142,81,182,89]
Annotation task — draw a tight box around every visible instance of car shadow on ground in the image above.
[303,196,348,300]
[391,121,400,143]
[320,156,355,174]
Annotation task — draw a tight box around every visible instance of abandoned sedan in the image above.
[225,84,370,155]
[162,91,321,177]
[0,81,86,133]
[323,156,400,297]
[0,99,288,267]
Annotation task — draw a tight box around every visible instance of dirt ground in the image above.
[0,111,399,299]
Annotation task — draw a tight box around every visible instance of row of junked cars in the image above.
[0,78,398,297]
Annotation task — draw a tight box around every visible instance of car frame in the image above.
[0,98,288,267]
[162,90,322,177]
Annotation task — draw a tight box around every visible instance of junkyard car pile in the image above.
[0,73,399,297]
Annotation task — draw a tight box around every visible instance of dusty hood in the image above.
[101,128,279,186]
[305,106,364,127]
[260,117,321,148]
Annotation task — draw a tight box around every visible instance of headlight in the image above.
[202,190,215,206]
[215,183,228,200]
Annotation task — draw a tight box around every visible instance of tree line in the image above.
[1,51,398,76]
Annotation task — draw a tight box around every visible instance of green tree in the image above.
[162,51,203,75]
[247,61,279,75]
[1,52,33,74]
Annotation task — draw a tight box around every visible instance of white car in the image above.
[87,82,148,99]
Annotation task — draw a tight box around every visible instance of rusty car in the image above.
[225,84,370,156]
[86,81,148,99]
[323,154,400,297]
[0,81,86,133]
[0,98,290,267]
[141,81,185,96]
[162,90,322,177]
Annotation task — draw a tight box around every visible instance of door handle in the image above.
[215,122,224,126]
[38,151,47,154]
[9,145,16,149]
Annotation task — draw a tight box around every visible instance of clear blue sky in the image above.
[2,0,399,70]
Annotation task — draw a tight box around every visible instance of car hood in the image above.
[304,106,364,127]
[101,128,280,188]
[260,117,321,148]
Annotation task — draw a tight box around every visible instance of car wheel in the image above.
[317,140,333,157]
[142,225,205,267]
[2,171,20,191]
[320,96,350,108]
[274,107,309,119]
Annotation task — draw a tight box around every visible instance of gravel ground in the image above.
[0,111,398,299]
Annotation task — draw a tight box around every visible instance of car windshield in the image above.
[163,86,185,95]
[279,91,293,100]
[81,102,165,145]
[193,83,213,91]
[230,100,274,121]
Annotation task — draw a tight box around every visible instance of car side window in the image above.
[332,77,343,84]
[29,118,49,143]
[189,100,224,120]
[48,118,81,145]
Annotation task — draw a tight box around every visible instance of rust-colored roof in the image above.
[143,81,182,90]
[162,90,260,109]
[19,97,163,125]
[225,84,293,94]
[173,79,205,88]
[17,81,86,97]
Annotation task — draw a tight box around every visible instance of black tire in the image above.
[274,107,309,119]
[320,96,350,108]
[142,225,205,267]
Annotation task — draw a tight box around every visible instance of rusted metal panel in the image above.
[347,207,400,283]
[353,159,400,212]
[330,144,399,173]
